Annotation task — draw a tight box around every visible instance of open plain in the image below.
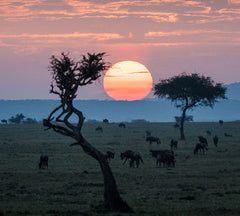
[0,122,240,216]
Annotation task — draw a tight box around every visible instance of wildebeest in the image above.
[120,150,134,164]
[1,119,7,124]
[120,150,143,168]
[206,130,211,136]
[103,119,109,124]
[213,135,219,147]
[224,132,232,137]
[105,151,115,162]
[193,143,208,155]
[150,150,175,167]
[198,136,208,146]
[170,139,178,150]
[219,120,224,125]
[118,123,126,128]
[39,155,48,169]
[146,136,161,145]
[96,126,103,132]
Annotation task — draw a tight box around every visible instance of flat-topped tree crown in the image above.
[154,73,227,140]
[154,73,226,109]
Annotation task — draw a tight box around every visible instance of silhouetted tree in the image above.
[154,73,226,140]
[9,113,25,124]
[43,52,133,213]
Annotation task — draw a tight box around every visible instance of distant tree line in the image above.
[1,113,38,124]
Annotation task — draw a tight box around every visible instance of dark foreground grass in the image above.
[0,122,240,216]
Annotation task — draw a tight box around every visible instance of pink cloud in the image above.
[228,0,240,4]
[145,30,240,38]
[0,32,124,41]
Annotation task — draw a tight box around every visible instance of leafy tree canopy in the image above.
[49,52,108,103]
[154,73,227,110]
[154,73,227,140]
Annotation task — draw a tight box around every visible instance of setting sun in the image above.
[103,61,153,101]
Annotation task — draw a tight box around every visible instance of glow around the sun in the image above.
[103,61,153,101]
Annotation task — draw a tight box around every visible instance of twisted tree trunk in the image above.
[44,104,133,213]
[77,137,134,212]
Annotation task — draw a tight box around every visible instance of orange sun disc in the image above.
[103,61,153,101]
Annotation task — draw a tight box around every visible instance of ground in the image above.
[0,122,240,216]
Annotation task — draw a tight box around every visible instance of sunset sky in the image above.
[1,0,240,100]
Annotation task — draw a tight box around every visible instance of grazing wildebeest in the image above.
[120,150,134,164]
[174,123,180,128]
[150,150,175,167]
[146,131,151,136]
[96,126,103,132]
[118,123,126,128]
[224,132,232,137]
[39,155,48,169]
[129,153,144,168]
[170,139,178,150]
[146,136,161,145]
[213,135,219,147]
[103,119,109,123]
[105,151,115,162]
[206,130,211,136]
[198,136,208,146]
[157,153,175,167]
[193,143,208,155]
[120,150,143,168]
[1,119,7,124]
[219,120,224,125]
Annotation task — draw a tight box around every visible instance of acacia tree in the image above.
[154,73,226,140]
[43,52,133,213]
[9,113,25,124]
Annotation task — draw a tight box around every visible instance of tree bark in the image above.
[44,117,134,212]
[76,137,134,213]
[180,107,187,140]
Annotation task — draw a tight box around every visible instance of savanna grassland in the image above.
[0,122,240,216]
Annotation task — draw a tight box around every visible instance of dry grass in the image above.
[0,122,240,215]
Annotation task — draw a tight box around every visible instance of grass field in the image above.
[0,122,240,216]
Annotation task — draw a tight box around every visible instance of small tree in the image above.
[43,52,133,213]
[154,73,226,140]
[9,113,25,124]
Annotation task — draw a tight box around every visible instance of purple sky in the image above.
[1,0,240,100]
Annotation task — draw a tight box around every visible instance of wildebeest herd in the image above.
[38,119,233,169]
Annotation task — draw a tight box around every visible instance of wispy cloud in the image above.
[130,71,150,74]
[144,30,240,45]
[0,0,210,23]
[145,30,240,38]
[0,32,124,41]
[228,0,240,4]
